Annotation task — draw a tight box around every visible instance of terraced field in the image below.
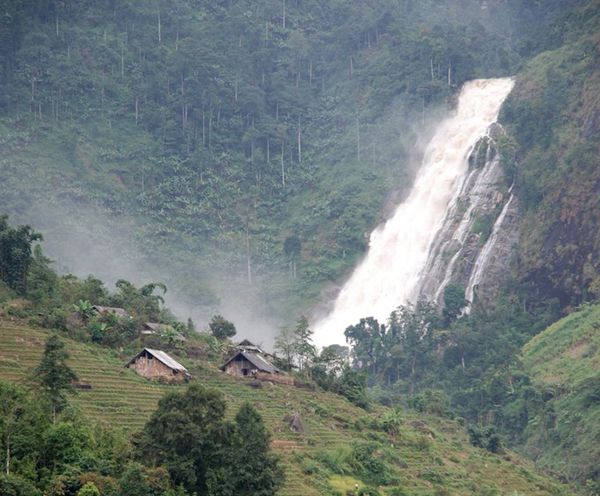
[0,321,173,431]
[0,319,575,495]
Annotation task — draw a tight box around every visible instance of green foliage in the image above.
[138,384,282,495]
[0,0,550,324]
[311,344,349,391]
[0,325,577,496]
[42,421,92,470]
[293,316,315,374]
[117,463,174,496]
[409,390,451,417]
[516,302,600,484]
[77,482,100,496]
[470,214,494,245]
[73,300,95,322]
[443,284,466,325]
[0,474,42,496]
[380,407,403,437]
[111,280,166,322]
[208,314,236,341]
[274,326,296,371]
[498,3,600,310]
[0,215,42,294]
[34,335,78,420]
[348,442,392,486]
[337,367,370,410]
[467,425,502,453]
[357,487,380,496]
[207,403,284,496]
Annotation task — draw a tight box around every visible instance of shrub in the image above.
[349,443,392,485]
[0,474,42,496]
[358,487,380,496]
[77,482,101,496]
[467,425,502,453]
[409,390,451,417]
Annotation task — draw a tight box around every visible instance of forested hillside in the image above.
[0,0,576,334]
[0,0,600,496]
[520,302,600,487]
[0,318,577,496]
[501,0,600,311]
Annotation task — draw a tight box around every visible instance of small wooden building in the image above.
[93,305,129,319]
[141,322,187,341]
[222,351,293,385]
[235,339,264,354]
[125,348,189,382]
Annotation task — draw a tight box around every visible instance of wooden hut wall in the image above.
[130,352,185,382]
[224,355,256,376]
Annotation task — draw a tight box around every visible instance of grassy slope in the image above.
[0,319,574,496]
[522,302,600,482]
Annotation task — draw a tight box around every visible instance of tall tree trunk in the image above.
[245,223,252,285]
[121,45,125,76]
[281,142,286,187]
[157,10,161,43]
[282,0,286,28]
[356,116,360,161]
[208,110,212,150]
[297,117,301,163]
[266,137,270,162]
[251,116,255,162]
[5,435,9,475]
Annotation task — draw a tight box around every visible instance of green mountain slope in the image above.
[0,318,577,496]
[520,302,600,485]
[500,0,600,311]
[0,0,564,330]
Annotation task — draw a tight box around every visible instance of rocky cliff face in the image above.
[414,124,520,308]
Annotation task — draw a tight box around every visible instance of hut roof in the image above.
[143,322,169,332]
[141,323,187,341]
[235,339,264,353]
[126,348,188,373]
[222,351,279,374]
[93,305,129,318]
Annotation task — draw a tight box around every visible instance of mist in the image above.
[5,196,280,345]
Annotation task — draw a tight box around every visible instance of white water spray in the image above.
[313,78,515,346]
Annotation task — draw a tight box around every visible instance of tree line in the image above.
[0,335,282,496]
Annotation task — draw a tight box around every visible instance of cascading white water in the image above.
[464,184,515,309]
[313,78,515,347]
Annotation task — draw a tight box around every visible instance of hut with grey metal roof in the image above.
[125,348,189,382]
[93,305,129,319]
[221,350,293,385]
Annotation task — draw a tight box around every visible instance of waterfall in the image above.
[464,185,515,310]
[313,78,515,347]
